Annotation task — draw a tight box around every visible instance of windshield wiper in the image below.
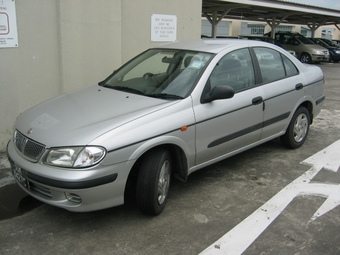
[111,86,145,95]
[147,93,184,100]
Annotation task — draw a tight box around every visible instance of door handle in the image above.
[295,83,304,90]
[252,96,263,105]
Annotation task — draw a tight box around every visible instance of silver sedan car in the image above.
[7,39,325,215]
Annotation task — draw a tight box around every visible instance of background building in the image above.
[201,19,340,39]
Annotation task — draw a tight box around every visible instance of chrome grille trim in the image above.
[14,130,46,162]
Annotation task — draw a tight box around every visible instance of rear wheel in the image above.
[300,53,312,63]
[136,148,171,215]
[281,107,310,149]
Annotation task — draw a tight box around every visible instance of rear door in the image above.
[252,47,305,139]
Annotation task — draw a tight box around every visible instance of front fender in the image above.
[129,134,195,167]
[101,128,195,169]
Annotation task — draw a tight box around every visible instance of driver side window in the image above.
[283,35,296,45]
[208,48,255,93]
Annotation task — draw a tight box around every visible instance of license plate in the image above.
[12,163,28,188]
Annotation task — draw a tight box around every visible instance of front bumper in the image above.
[7,140,133,212]
[330,53,340,62]
[311,54,329,62]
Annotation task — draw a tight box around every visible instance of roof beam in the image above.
[202,0,340,27]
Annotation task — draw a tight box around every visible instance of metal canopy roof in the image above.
[202,0,340,37]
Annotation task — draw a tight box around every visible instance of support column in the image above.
[335,24,340,31]
[308,20,327,38]
[308,22,320,38]
[266,15,289,38]
[203,9,230,38]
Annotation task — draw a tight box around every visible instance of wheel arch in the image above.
[124,143,188,204]
[299,100,314,124]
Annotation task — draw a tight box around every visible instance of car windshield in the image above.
[294,34,314,44]
[101,49,213,99]
[323,39,339,47]
[313,38,330,48]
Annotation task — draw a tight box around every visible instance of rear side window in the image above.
[282,55,299,76]
[253,47,298,83]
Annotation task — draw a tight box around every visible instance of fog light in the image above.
[65,192,82,204]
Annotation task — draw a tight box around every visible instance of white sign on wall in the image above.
[0,0,18,48]
[151,14,177,42]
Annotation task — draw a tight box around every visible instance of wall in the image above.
[0,0,202,151]
[58,0,122,93]
[121,0,202,63]
[0,1,61,150]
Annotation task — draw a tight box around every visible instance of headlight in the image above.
[335,50,340,54]
[43,146,106,168]
[313,50,323,55]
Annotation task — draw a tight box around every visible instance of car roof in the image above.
[156,39,270,54]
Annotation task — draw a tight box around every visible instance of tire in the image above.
[136,148,172,215]
[281,107,310,149]
[300,53,312,64]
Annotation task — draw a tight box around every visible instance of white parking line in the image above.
[200,140,340,255]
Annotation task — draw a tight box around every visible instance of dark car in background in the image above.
[309,37,340,63]
[333,39,340,47]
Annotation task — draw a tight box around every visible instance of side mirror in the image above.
[201,85,235,104]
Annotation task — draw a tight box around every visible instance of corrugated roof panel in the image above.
[278,0,340,11]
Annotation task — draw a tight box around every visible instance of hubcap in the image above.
[157,160,170,205]
[300,54,310,63]
[293,113,308,143]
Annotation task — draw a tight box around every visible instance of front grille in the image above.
[14,130,46,162]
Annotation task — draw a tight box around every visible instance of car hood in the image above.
[15,85,177,147]
[327,46,340,50]
[312,44,329,51]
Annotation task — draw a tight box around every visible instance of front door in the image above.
[194,48,264,166]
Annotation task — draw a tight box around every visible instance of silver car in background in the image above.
[7,39,325,215]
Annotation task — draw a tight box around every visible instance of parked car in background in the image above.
[319,38,340,48]
[264,31,329,63]
[7,39,325,215]
[332,39,340,47]
[309,37,340,63]
[239,35,296,57]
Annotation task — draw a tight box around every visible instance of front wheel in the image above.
[300,53,312,63]
[136,148,172,215]
[281,107,310,149]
